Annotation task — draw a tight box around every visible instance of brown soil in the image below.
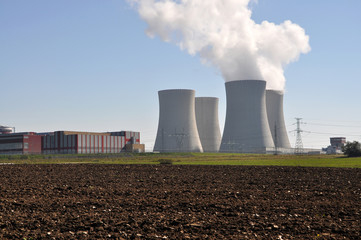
[0,164,360,239]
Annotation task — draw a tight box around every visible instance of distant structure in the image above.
[0,132,41,154]
[330,137,346,149]
[294,118,304,154]
[0,125,14,135]
[323,137,346,154]
[0,130,144,155]
[220,80,274,153]
[266,90,291,152]
[153,89,203,152]
[42,131,143,154]
[195,97,221,152]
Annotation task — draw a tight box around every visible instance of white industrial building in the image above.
[153,89,203,152]
[195,97,221,152]
[266,90,291,151]
[154,80,295,154]
[220,80,275,153]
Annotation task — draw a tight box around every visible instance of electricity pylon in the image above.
[294,118,304,154]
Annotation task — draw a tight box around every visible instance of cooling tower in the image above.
[195,97,221,152]
[266,90,291,150]
[153,89,203,152]
[220,80,275,153]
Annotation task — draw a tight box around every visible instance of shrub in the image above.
[158,159,174,165]
[342,141,361,157]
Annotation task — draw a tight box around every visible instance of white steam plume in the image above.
[129,0,311,91]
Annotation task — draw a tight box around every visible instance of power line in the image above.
[304,130,361,137]
[299,118,361,124]
[306,122,361,128]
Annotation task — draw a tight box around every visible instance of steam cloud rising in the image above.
[129,0,311,91]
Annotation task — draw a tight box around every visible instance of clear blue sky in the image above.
[1,0,361,150]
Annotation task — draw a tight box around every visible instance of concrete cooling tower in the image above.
[220,80,275,153]
[153,89,203,152]
[266,90,291,150]
[195,97,221,152]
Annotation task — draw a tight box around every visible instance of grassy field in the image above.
[0,153,361,168]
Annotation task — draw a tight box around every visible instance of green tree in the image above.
[342,141,361,157]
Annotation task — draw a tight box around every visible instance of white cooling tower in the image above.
[153,89,203,152]
[266,90,291,150]
[195,97,221,152]
[220,80,275,153]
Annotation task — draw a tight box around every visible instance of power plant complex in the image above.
[154,80,291,154]
[2,80,320,155]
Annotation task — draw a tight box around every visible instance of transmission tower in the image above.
[294,118,304,154]
[223,139,239,152]
[170,128,188,152]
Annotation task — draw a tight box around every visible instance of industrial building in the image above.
[0,130,144,155]
[323,137,346,154]
[153,89,203,152]
[0,132,42,154]
[330,137,346,149]
[266,90,291,151]
[42,131,143,154]
[0,125,14,135]
[154,82,294,154]
[195,97,221,152]
[220,80,275,153]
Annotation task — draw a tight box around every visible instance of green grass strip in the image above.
[0,153,361,168]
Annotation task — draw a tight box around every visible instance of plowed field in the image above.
[0,165,360,239]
